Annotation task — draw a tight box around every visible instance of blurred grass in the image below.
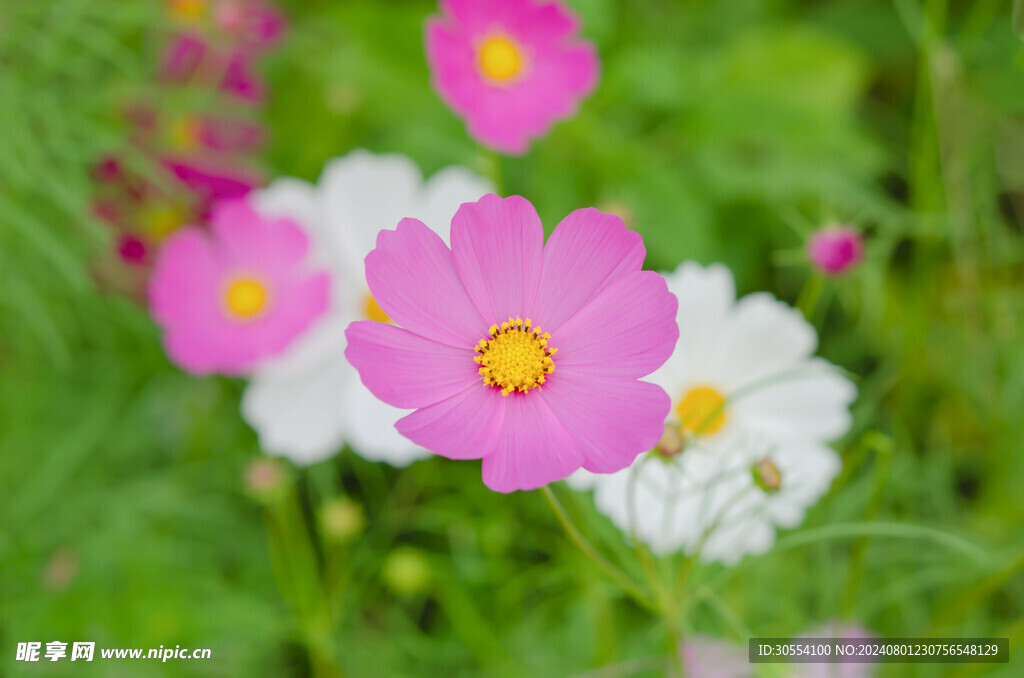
[2,0,1024,676]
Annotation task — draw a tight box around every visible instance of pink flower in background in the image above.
[162,158,259,217]
[167,0,284,47]
[345,194,678,492]
[91,0,282,299]
[807,225,864,276]
[679,636,750,678]
[790,623,877,678]
[677,623,876,678]
[425,0,600,154]
[149,199,330,375]
[163,0,284,101]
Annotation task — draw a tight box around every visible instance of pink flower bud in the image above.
[807,225,864,276]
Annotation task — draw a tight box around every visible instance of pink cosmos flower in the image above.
[344,194,678,493]
[162,158,259,217]
[790,623,877,678]
[807,225,864,276]
[678,636,750,678]
[149,198,330,375]
[425,0,600,155]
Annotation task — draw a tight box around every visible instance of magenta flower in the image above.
[149,199,330,375]
[807,224,864,276]
[162,158,259,218]
[345,194,678,492]
[425,0,600,155]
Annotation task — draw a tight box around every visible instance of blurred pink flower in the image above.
[679,636,750,678]
[345,194,677,492]
[91,1,281,300]
[161,36,269,102]
[167,0,284,47]
[677,623,876,678]
[807,225,864,276]
[149,199,330,375]
[425,0,600,154]
[162,157,259,217]
[790,623,877,678]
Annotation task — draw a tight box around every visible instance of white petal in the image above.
[251,177,320,227]
[730,359,856,442]
[565,468,600,491]
[649,262,737,399]
[241,355,352,466]
[715,292,819,390]
[415,166,495,243]
[342,383,432,468]
[319,149,423,259]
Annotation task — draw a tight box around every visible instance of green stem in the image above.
[841,432,894,615]
[634,544,685,676]
[540,485,656,611]
[264,481,342,678]
[795,272,825,321]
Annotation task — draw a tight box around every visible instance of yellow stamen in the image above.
[477,35,525,83]
[474,317,556,396]
[169,0,206,21]
[141,204,186,240]
[169,115,202,151]
[225,278,268,319]
[676,385,727,436]
[364,293,391,323]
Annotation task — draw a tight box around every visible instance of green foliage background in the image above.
[1,0,1023,676]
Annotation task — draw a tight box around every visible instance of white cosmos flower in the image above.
[571,262,856,565]
[241,150,493,466]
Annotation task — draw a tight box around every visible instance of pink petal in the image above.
[511,1,579,44]
[450,194,543,321]
[425,3,600,155]
[148,229,228,373]
[202,271,330,375]
[365,218,486,348]
[221,52,265,102]
[480,392,585,493]
[531,208,645,333]
[160,33,206,82]
[210,199,310,270]
[198,117,264,152]
[541,372,671,473]
[464,43,599,154]
[345,320,480,409]
[161,159,257,215]
[552,271,678,379]
[396,385,506,460]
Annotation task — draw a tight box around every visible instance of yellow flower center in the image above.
[225,278,268,319]
[169,115,202,151]
[141,204,186,240]
[478,35,525,83]
[676,385,727,436]
[364,293,391,323]
[169,0,206,20]
[474,318,556,396]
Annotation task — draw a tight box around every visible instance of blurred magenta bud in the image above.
[117,234,150,266]
[807,225,864,276]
